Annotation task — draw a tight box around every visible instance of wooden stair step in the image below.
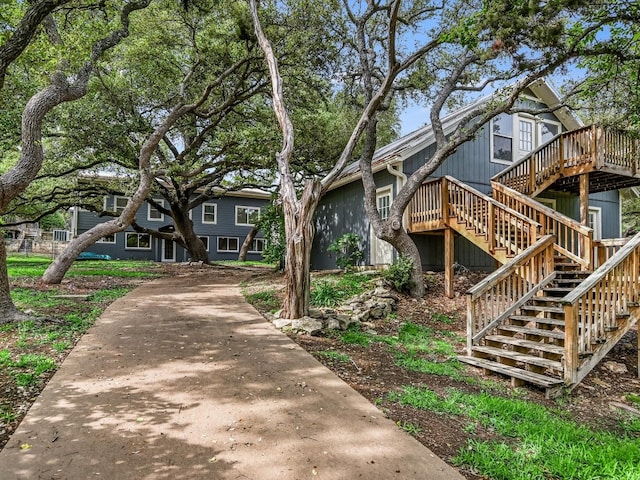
[498,324,565,340]
[509,315,565,327]
[553,278,587,285]
[471,345,563,371]
[531,296,565,304]
[484,335,565,355]
[459,356,564,388]
[542,287,574,295]
[520,305,564,314]
[555,270,592,277]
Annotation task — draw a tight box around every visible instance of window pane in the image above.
[377,194,391,220]
[541,122,559,144]
[217,237,227,251]
[493,114,512,136]
[493,135,513,161]
[138,234,150,248]
[126,233,137,247]
[229,238,238,251]
[519,120,533,152]
[203,204,216,223]
[199,236,209,251]
[115,197,128,213]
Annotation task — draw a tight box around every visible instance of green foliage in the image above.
[397,420,422,435]
[339,327,372,347]
[245,289,281,312]
[316,350,351,363]
[310,273,371,307]
[383,256,414,293]
[256,200,285,267]
[389,386,640,480]
[39,212,67,231]
[327,233,364,271]
[625,393,640,405]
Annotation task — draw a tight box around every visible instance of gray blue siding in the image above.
[77,195,268,262]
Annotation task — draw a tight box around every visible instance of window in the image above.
[540,121,560,144]
[199,236,209,251]
[376,187,392,220]
[114,196,129,214]
[519,119,534,152]
[125,232,151,250]
[202,203,217,224]
[250,238,266,253]
[235,206,260,226]
[537,198,556,210]
[97,233,116,244]
[588,207,602,241]
[492,113,514,163]
[147,199,164,221]
[218,236,239,252]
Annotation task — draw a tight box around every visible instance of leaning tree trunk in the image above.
[173,211,209,263]
[238,226,258,262]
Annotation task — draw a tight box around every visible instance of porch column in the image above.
[444,228,454,298]
[579,173,589,226]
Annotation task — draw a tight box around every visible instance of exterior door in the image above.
[161,239,176,262]
[370,188,393,266]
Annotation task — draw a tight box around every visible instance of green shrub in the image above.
[383,255,414,293]
[328,233,364,271]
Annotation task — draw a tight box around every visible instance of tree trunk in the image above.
[0,239,26,323]
[280,180,321,319]
[172,208,209,263]
[238,226,258,262]
[383,226,425,297]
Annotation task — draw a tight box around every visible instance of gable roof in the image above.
[331,78,582,190]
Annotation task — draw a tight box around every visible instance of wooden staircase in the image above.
[408,124,640,397]
[460,259,591,397]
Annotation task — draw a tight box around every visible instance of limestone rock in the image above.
[603,361,628,374]
[273,318,292,329]
[292,317,324,335]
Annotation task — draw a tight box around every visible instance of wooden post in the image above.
[559,131,565,176]
[488,202,495,253]
[563,303,579,385]
[444,228,454,299]
[580,173,589,226]
[441,177,449,226]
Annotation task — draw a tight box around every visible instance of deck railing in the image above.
[593,238,630,269]
[492,125,640,196]
[492,182,593,269]
[466,235,556,353]
[409,176,540,258]
[561,231,640,384]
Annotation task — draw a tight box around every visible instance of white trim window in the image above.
[147,199,164,221]
[199,236,210,251]
[491,113,514,164]
[217,236,239,253]
[249,238,266,253]
[125,232,151,250]
[588,207,602,241]
[376,187,392,220]
[202,203,217,224]
[235,206,260,226]
[97,233,117,244]
[537,197,557,210]
[114,196,129,214]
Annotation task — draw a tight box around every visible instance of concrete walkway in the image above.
[0,269,466,479]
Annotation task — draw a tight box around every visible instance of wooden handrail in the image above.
[444,176,539,227]
[466,235,556,352]
[561,231,640,384]
[492,182,593,269]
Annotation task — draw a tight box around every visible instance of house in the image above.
[313,78,640,397]
[313,79,620,271]
[73,189,270,262]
